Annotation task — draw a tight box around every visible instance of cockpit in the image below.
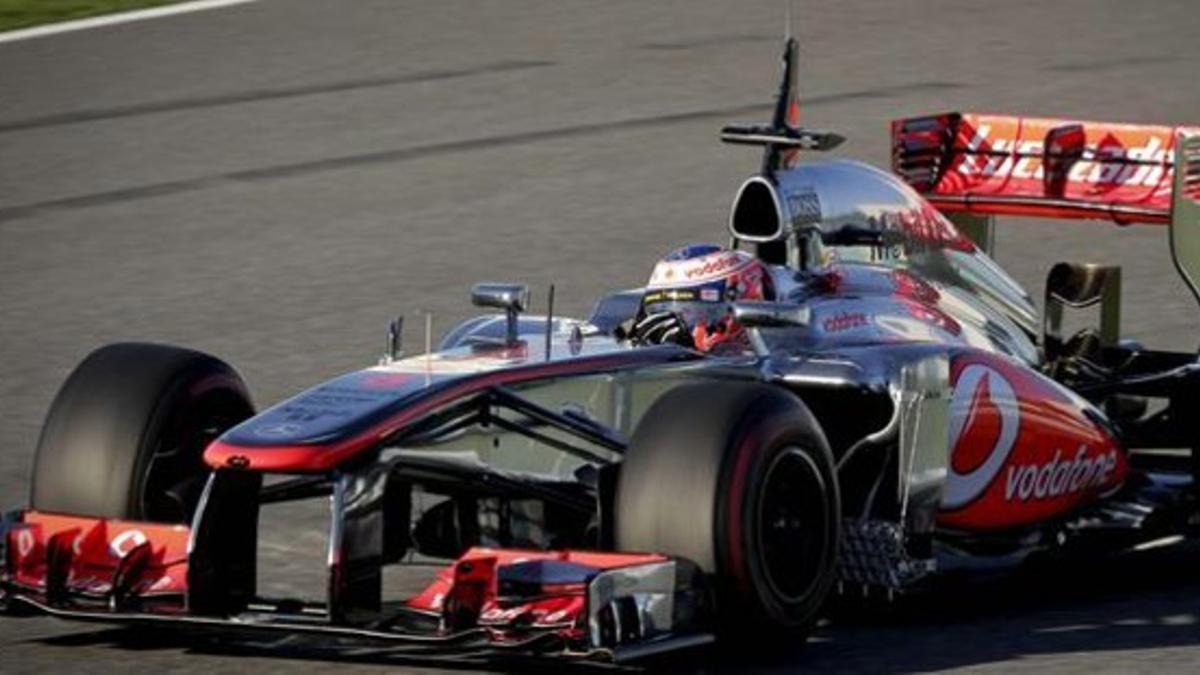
[725,158,1041,345]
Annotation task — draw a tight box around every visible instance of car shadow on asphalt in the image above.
[706,542,1200,673]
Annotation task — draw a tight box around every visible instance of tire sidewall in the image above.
[30,343,253,523]
[616,381,841,637]
[716,402,839,629]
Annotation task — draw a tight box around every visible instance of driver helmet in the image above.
[641,244,773,352]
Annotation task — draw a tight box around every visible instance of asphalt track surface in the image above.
[2,0,1200,672]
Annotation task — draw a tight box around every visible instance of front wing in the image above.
[0,510,713,663]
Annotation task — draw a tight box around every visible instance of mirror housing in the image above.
[471,283,530,312]
[732,301,810,328]
[732,301,809,358]
[471,283,530,346]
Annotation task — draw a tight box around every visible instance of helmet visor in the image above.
[641,286,732,332]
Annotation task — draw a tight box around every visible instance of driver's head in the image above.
[641,244,773,352]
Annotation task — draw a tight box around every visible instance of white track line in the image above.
[0,0,259,45]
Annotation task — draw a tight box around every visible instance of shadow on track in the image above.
[707,542,1200,673]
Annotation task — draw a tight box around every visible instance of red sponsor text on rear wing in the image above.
[892,112,1200,225]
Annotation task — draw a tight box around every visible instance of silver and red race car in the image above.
[3,38,1199,665]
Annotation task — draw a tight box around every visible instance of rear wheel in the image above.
[30,343,254,524]
[616,381,840,638]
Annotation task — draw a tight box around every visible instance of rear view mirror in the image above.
[732,301,810,328]
[471,283,530,312]
[471,283,530,346]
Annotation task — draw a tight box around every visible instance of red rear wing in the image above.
[892,112,1199,225]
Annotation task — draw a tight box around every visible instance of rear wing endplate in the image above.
[1170,132,1200,305]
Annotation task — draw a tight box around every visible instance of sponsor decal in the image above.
[956,122,1172,188]
[478,597,582,627]
[255,422,303,438]
[943,364,1020,510]
[17,528,35,558]
[787,189,822,226]
[682,252,745,281]
[942,360,1126,522]
[1003,446,1118,502]
[648,252,754,288]
[480,606,526,623]
[821,312,869,333]
[643,288,701,305]
[108,529,148,558]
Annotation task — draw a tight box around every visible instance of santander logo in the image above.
[943,364,1019,510]
[956,123,1171,187]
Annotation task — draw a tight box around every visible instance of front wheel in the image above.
[615,381,840,637]
[30,343,254,524]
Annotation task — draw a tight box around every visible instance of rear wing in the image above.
[893,112,1200,309]
[892,112,1198,225]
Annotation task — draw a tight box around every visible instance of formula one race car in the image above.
[3,38,1199,665]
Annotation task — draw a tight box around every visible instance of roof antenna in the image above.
[785,0,794,42]
[720,0,844,165]
[544,284,555,361]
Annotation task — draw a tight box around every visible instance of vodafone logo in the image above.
[647,252,753,289]
[943,364,1019,510]
[16,528,35,558]
[1003,446,1117,502]
[683,253,742,280]
[943,362,1124,516]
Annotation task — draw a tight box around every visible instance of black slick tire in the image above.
[30,343,254,524]
[616,381,840,638]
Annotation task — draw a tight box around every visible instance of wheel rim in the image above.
[141,397,244,523]
[756,446,831,604]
